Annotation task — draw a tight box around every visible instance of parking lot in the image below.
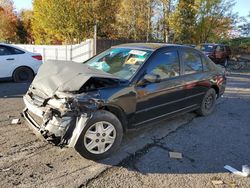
[0,70,250,188]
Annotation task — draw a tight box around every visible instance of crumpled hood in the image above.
[31,60,119,97]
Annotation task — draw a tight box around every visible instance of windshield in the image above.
[196,45,215,52]
[85,48,152,80]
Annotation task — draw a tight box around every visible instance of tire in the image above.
[13,67,34,82]
[196,88,217,116]
[75,110,123,160]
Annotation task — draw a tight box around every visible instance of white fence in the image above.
[14,39,94,63]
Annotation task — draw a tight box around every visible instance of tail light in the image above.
[32,55,43,61]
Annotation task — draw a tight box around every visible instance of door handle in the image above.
[6,58,15,61]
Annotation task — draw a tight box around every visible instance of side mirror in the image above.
[137,74,160,86]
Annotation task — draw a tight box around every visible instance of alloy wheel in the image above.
[205,94,214,110]
[84,121,116,154]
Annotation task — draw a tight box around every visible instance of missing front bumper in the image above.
[22,94,91,148]
[22,108,46,140]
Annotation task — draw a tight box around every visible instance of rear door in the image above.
[179,48,210,106]
[133,48,189,126]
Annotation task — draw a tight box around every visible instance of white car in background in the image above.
[0,43,42,82]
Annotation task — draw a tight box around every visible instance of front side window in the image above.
[0,46,11,56]
[182,50,203,74]
[147,50,180,80]
[85,48,152,80]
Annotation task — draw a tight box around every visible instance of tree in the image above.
[238,12,250,37]
[169,0,197,44]
[194,0,236,43]
[32,0,119,44]
[152,0,174,42]
[115,0,154,40]
[0,0,17,42]
[16,9,33,43]
[90,0,120,39]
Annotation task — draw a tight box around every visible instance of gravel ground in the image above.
[0,71,249,188]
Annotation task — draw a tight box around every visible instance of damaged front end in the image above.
[23,88,103,147]
[22,60,120,148]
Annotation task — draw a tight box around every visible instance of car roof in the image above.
[112,43,185,51]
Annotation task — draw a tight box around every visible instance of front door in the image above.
[132,48,188,126]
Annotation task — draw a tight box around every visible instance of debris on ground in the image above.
[242,165,250,176]
[211,177,224,186]
[224,165,250,177]
[169,152,182,159]
[1,168,11,172]
[11,118,20,125]
[211,180,224,185]
[227,181,238,188]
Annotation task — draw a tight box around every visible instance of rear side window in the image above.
[147,50,180,79]
[181,50,203,74]
[202,56,215,71]
[7,46,25,55]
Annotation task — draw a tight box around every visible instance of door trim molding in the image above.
[134,104,198,126]
[135,92,205,114]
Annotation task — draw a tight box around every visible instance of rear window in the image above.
[196,45,215,52]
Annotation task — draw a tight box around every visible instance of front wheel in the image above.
[196,88,217,116]
[75,110,123,160]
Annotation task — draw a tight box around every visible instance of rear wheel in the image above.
[13,67,34,82]
[75,110,123,160]
[196,88,217,116]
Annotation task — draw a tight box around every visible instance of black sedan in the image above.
[23,43,226,160]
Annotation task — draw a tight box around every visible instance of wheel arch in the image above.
[12,65,35,78]
[101,104,128,132]
[211,85,219,98]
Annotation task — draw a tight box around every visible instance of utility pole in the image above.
[94,24,97,56]
[147,0,152,42]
